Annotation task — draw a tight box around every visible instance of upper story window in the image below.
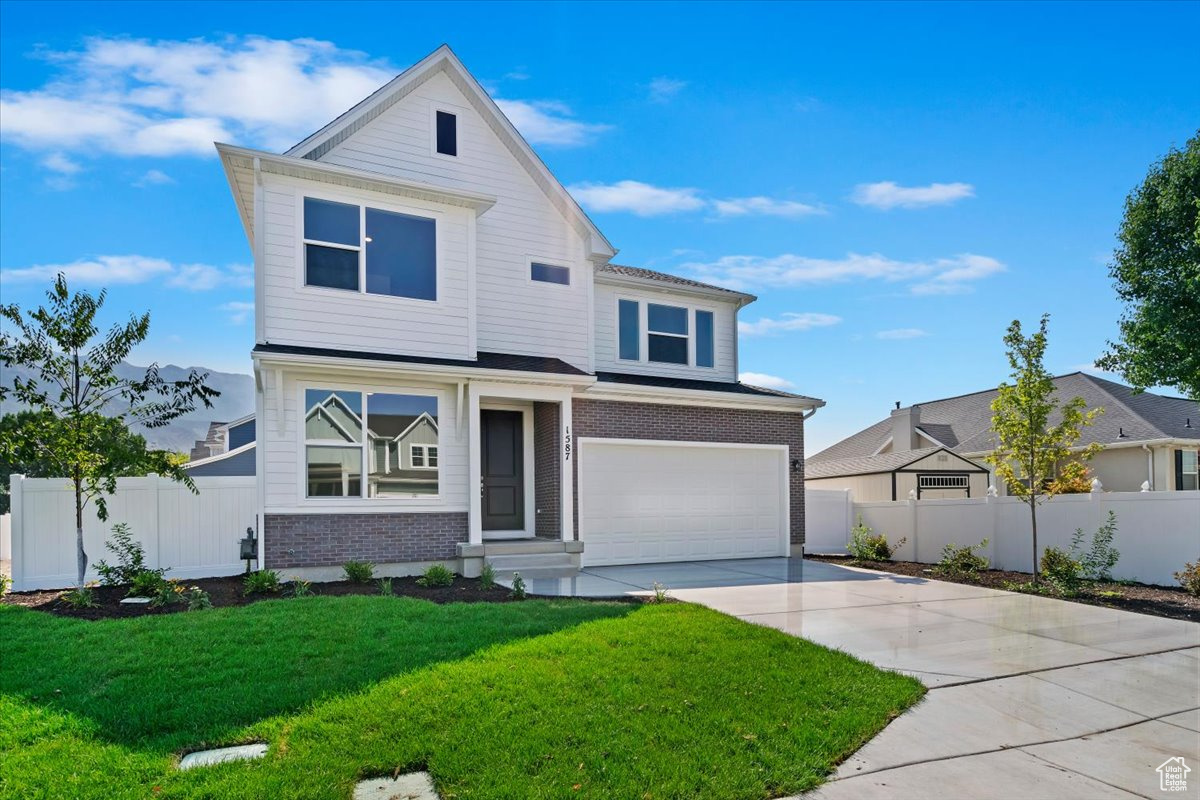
[648,303,688,365]
[304,387,440,499]
[530,261,570,286]
[435,110,457,156]
[617,299,716,368]
[303,196,437,301]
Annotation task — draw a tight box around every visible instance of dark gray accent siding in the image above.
[227,419,256,449]
[186,445,256,476]
[533,402,561,539]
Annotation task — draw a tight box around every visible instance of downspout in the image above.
[1142,444,1154,491]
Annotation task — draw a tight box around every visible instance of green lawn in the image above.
[0,596,923,799]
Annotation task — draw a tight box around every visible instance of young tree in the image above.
[0,274,218,588]
[0,410,178,514]
[987,315,1103,582]
[1097,131,1200,399]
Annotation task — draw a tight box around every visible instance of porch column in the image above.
[467,382,483,545]
[560,395,574,542]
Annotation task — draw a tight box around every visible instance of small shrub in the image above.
[479,562,497,590]
[182,586,212,611]
[0,573,10,597]
[649,581,670,604]
[377,577,394,596]
[61,586,98,608]
[416,564,455,588]
[288,577,313,598]
[935,539,989,580]
[243,569,281,595]
[1001,579,1051,596]
[509,572,527,600]
[847,516,906,562]
[149,579,184,608]
[96,523,166,587]
[1095,589,1123,599]
[342,560,375,583]
[1040,546,1083,596]
[1176,561,1200,597]
[1076,511,1120,581]
[127,569,170,598]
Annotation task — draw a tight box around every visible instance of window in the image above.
[918,474,969,489]
[695,310,715,368]
[435,110,457,156]
[618,299,640,361]
[411,444,438,469]
[304,198,360,291]
[647,303,688,365]
[304,388,439,498]
[303,196,437,301]
[1178,449,1199,491]
[366,208,437,301]
[530,262,570,285]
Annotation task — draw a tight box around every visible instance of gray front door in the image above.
[482,409,524,530]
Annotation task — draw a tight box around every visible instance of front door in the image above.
[482,409,524,531]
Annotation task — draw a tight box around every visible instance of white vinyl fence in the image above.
[8,474,256,591]
[805,488,1200,587]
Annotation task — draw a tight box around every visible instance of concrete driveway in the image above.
[522,558,1200,799]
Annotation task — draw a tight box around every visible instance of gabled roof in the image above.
[595,264,756,305]
[806,446,987,479]
[282,44,615,261]
[810,372,1200,464]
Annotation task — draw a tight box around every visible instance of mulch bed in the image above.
[1,573,547,621]
[807,555,1200,623]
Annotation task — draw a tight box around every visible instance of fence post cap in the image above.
[1089,477,1103,493]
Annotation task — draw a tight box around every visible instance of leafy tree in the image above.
[1097,131,1200,399]
[987,315,1103,582]
[0,410,181,514]
[0,274,217,588]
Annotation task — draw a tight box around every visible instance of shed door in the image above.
[579,440,788,566]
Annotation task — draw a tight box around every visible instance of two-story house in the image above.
[216,45,822,578]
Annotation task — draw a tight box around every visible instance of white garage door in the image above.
[579,439,788,567]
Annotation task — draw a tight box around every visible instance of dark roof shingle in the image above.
[596,264,752,300]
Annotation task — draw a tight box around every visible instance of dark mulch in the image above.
[807,555,1200,622]
[0,573,545,621]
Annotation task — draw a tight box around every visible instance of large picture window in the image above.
[303,196,437,301]
[647,303,689,365]
[304,388,439,498]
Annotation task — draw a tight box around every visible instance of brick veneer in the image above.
[263,512,466,569]
[571,399,806,546]
[533,402,561,539]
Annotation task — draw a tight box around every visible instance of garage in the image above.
[578,438,789,567]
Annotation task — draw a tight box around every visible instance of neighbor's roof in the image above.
[809,372,1200,464]
[806,446,986,479]
[595,264,755,303]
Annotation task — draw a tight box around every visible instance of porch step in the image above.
[481,539,583,556]
[486,552,577,573]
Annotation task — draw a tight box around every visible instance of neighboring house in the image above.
[215,45,823,576]
[808,372,1200,501]
[184,414,256,477]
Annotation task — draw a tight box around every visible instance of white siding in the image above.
[593,281,738,382]
[315,71,592,371]
[258,174,473,359]
[261,367,467,514]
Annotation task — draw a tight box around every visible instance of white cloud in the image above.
[569,180,706,216]
[41,153,82,174]
[876,328,929,340]
[738,372,796,390]
[685,252,1004,295]
[494,98,611,147]
[134,169,174,187]
[220,301,255,325]
[851,181,975,210]
[571,180,822,219]
[711,196,824,219]
[647,77,687,103]
[0,254,251,290]
[738,312,842,336]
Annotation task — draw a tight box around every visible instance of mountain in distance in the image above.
[1,362,254,453]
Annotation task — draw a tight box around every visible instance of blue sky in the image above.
[1,1,1196,454]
